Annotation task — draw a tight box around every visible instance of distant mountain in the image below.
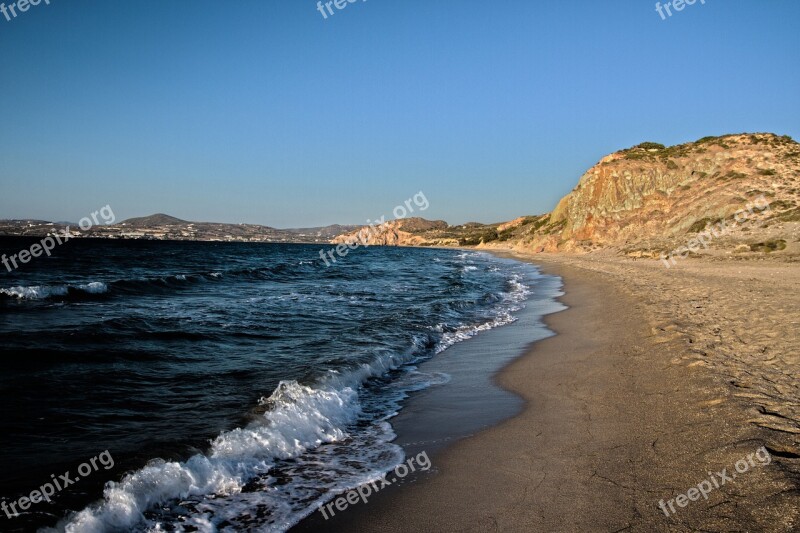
[119,214,189,227]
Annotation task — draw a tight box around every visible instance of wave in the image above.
[49,342,436,532]
[52,380,369,533]
[434,272,532,353]
[0,282,108,301]
[0,273,219,303]
[1,260,328,304]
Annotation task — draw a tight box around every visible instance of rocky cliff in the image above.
[332,133,800,260]
[544,133,800,253]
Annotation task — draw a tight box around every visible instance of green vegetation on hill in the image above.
[619,133,799,163]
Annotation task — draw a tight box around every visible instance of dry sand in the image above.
[302,252,800,532]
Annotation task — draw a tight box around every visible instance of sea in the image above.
[0,238,560,532]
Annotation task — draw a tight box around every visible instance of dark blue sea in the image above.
[0,238,551,532]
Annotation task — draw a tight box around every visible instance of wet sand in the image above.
[298,252,799,532]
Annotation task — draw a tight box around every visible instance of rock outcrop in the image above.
[545,134,800,251]
[331,218,449,247]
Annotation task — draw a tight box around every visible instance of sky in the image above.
[0,1,798,227]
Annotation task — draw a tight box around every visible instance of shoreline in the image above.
[294,254,565,531]
[297,251,799,532]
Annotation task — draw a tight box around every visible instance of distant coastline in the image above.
[0,214,362,245]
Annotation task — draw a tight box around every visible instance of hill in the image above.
[488,133,800,259]
[120,214,189,227]
[331,133,800,261]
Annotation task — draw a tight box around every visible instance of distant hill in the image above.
[0,213,357,244]
[120,214,189,227]
[96,215,359,243]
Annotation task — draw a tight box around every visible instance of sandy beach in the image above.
[303,252,800,532]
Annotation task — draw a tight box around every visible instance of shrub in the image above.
[528,215,551,233]
[458,230,499,246]
[635,142,666,151]
[750,240,787,253]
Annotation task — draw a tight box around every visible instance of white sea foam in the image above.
[1,285,67,300]
[50,380,368,532]
[81,282,109,294]
[434,272,532,354]
[50,353,422,532]
[0,282,108,300]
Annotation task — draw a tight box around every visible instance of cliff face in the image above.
[331,133,800,258]
[545,134,800,251]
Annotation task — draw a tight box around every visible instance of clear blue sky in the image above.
[1,1,798,227]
